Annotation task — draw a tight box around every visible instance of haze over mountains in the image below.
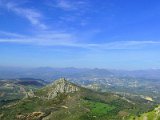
[0,67,160,80]
[0,0,160,119]
[1,66,160,103]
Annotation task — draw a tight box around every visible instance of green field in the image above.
[83,100,115,116]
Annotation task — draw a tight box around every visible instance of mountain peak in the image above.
[37,78,80,99]
[48,78,80,99]
[52,77,68,85]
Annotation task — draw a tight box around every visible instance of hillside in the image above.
[129,105,160,120]
[1,67,160,103]
[0,78,47,106]
[0,78,157,120]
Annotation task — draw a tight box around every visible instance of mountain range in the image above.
[0,67,160,80]
[0,78,158,120]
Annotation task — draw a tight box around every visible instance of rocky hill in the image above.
[0,78,47,106]
[34,78,80,99]
[0,78,157,120]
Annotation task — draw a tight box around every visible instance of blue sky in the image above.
[0,0,160,69]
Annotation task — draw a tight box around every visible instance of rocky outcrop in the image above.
[24,78,80,100]
[24,89,35,99]
[47,78,79,99]
[16,112,45,120]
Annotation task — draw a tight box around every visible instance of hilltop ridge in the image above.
[36,78,80,99]
[0,78,157,120]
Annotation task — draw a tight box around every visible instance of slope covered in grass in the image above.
[0,78,157,120]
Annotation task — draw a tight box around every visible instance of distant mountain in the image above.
[112,69,160,80]
[0,78,156,120]
[0,67,160,80]
[1,67,160,104]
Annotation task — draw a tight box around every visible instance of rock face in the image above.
[24,89,35,99]
[46,78,79,99]
[25,78,80,99]
[16,112,45,120]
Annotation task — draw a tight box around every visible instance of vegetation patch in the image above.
[83,100,115,116]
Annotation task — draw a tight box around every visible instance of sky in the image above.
[0,0,160,69]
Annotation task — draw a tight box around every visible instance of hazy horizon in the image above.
[0,65,160,71]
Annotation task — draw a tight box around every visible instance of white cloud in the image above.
[0,31,77,45]
[51,0,88,11]
[13,8,47,29]
[0,31,160,50]
[57,0,72,10]
[0,0,47,29]
[89,41,160,50]
[0,31,25,38]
